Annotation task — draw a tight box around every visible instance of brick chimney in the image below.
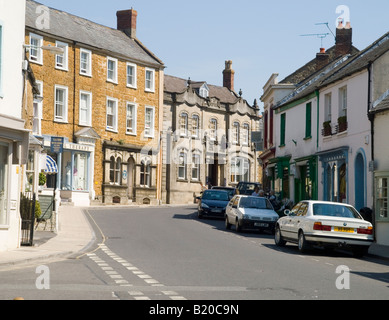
[117,9,137,39]
[316,48,330,71]
[223,60,235,92]
[335,21,353,57]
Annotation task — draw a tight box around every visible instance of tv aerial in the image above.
[300,33,330,48]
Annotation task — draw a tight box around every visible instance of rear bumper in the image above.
[305,234,374,247]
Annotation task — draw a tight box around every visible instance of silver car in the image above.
[225,195,279,233]
[275,200,374,257]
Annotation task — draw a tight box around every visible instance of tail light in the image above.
[357,227,373,235]
[313,222,332,231]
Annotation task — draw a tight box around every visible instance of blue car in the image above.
[198,190,230,219]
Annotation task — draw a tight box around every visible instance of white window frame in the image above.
[80,48,92,77]
[232,122,240,144]
[145,68,155,93]
[178,151,187,180]
[140,160,151,188]
[210,118,218,141]
[29,33,43,65]
[192,115,200,138]
[107,57,118,84]
[106,97,118,132]
[191,153,201,181]
[126,102,137,135]
[339,86,347,117]
[242,123,250,145]
[54,85,68,123]
[33,81,43,136]
[55,41,68,71]
[180,112,188,137]
[325,93,332,122]
[144,106,155,138]
[126,62,137,89]
[79,90,92,127]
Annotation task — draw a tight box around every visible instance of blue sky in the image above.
[35,0,389,110]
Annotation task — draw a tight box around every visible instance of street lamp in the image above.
[23,44,64,55]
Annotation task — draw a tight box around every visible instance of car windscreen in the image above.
[202,191,229,201]
[239,197,273,209]
[313,203,362,219]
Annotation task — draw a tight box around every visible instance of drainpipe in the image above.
[315,89,320,200]
[367,62,376,239]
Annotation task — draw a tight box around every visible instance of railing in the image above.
[20,192,36,246]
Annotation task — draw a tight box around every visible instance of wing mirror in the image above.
[284,209,291,216]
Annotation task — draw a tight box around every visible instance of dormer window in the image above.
[199,83,209,98]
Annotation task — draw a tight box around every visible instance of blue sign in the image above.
[51,137,64,153]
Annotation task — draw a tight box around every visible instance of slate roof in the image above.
[25,0,164,68]
[164,75,241,105]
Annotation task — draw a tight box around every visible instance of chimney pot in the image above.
[117,9,137,39]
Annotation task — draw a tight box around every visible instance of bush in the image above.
[39,172,46,186]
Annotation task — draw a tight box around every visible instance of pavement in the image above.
[0,205,388,269]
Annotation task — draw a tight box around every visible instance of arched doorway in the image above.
[354,152,365,211]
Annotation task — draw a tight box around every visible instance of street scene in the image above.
[0,0,388,309]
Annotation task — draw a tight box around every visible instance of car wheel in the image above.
[274,226,286,247]
[235,219,241,233]
[298,231,309,253]
[225,216,231,230]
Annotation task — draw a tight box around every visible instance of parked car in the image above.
[274,200,374,257]
[211,186,236,199]
[225,195,279,233]
[198,190,230,219]
[236,181,262,195]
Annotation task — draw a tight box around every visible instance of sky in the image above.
[33,0,389,111]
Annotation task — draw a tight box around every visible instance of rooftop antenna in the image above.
[315,22,336,39]
[300,33,330,48]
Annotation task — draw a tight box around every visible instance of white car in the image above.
[225,195,279,233]
[274,200,374,257]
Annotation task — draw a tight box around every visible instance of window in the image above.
[80,48,92,76]
[305,102,312,139]
[33,81,43,135]
[140,160,151,187]
[210,118,218,141]
[29,33,43,64]
[192,115,199,138]
[127,62,137,88]
[232,122,240,144]
[178,151,187,180]
[126,103,137,135]
[339,86,347,117]
[192,154,201,181]
[376,175,389,221]
[107,57,118,83]
[144,106,155,138]
[324,93,332,122]
[280,113,286,146]
[242,123,249,145]
[79,91,92,126]
[0,142,9,226]
[145,68,155,92]
[231,157,250,183]
[106,97,118,132]
[180,112,188,137]
[109,156,121,185]
[55,41,68,71]
[54,85,68,122]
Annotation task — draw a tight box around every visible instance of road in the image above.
[0,205,388,301]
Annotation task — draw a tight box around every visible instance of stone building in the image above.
[162,61,262,204]
[25,0,164,206]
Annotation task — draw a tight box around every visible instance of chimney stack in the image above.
[316,48,330,71]
[335,20,353,57]
[117,9,138,39]
[223,60,235,92]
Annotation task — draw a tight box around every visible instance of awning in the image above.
[45,155,58,174]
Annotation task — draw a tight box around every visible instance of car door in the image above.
[280,202,301,239]
[290,202,308,241]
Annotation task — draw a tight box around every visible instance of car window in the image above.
[290,203,302,216]
[239,197,273,210]
[312,203,362,219]
[296,203,308,216]
[202,191,229,201]
[233,197,240,207]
